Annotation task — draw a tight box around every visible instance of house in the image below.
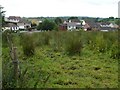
[60,20,82,31]
[100,27,117,32]
[59,24,67,31]
[98,22,118,31]
[7,16,21,23]
[4,16,31,30]
[67,22,82,31]
[17,18,31,30]
[109,23,119,28]
[2,23,19,31]
[99,22,111,27]
[83,20,101,31]
[84,23,91,31]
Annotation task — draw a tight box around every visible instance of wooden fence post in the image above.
[6,32,20,87]
[12,47,19,81]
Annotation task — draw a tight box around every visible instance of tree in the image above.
[2,15,5,27]
[109,17,114,20]
[54,17,63,25]
[37,19,56,31]
[31,22,37,27]
[115,19,120,28]
[68,17,78,20]
[0,5,6,30]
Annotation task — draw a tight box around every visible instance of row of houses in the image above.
[59,19,118,31]
[2,16,119,32]
[2,16,31,31]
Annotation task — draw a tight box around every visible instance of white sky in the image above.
[0,0,119,18]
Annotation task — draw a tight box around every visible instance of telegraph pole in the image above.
[0,5,5,31]
[0,5,2,90]
[0,5,3,31]
[0,5,5,89]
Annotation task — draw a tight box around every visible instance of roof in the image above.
[85,20,100,28]
[100,22,110,25]
[60,24,67,26]
[66,22,82,26]
[8,16,21,20]
[84,23,90,29]
[8,16,31,24]
[4,23,18,27]
[100,27,117,31]
[19,18,31,24]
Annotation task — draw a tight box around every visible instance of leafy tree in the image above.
[37,19,56,31]
[54,17,63,25]
[31,22,37,27]
[109,17,114,20]
[2,16,6,27]
[68,17,78,20]
[115,19,120,26]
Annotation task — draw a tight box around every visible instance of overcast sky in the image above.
[0,0,119,18]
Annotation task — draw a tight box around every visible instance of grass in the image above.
[2,30,119,88]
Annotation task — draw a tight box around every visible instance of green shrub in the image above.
[42,32,50,45]
[65,32,83,55]
[95,33,107,53]
[50,31,64,52]
[20,33,36,56]
[110,41,120,59]
[35,32,50,47]
[2,30,13,47]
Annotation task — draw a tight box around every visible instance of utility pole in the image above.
[118,1,120,18]
[0,5,5,89]
[0,5,5,31]
[0,5,3,90]
[0,5,3,31]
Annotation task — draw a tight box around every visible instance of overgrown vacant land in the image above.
[2,30,119,88]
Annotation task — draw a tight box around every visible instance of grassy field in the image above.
[2,30,119,88]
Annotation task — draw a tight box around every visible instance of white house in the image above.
[109,23,118,28]
[63,20,82,31]
[4,16,31,30]
[3,23,19,31]
[67,22,82,31]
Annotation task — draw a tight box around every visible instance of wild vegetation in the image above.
[2,30,119,88]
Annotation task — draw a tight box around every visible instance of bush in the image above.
[20,33,36,56]
[35,32,50,47]
[95,33,107,53]
[2,30,13,47]
[65,32,83,55]
[37,19,56,31]
[110,41,120,59]
[50,31,64,52]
